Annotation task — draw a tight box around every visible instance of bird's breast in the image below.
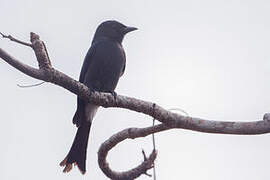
[84,41,126,92]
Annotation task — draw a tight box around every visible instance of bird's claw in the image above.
[104,91,117,100]
[110,91,117,100]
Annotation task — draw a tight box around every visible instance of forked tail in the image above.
[60,123,91,174]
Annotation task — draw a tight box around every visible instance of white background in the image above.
[1,0,270,179]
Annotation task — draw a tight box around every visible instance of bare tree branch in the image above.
[2,44,269,135]
[1,32,270,179]
[98,124,169,179]
[0,32,32,47]
[0,48,44,79]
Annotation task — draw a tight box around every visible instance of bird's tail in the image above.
[73,103,99,126]
[60,122,91,174]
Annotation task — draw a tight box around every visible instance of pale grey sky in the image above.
[1,0,270,179]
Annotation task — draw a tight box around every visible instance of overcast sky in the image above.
[1,0,270,179]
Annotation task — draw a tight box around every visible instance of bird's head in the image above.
[93,20,137,43]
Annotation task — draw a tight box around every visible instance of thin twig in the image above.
[17,81,45,88]
[152,119,156,151]
[0,32,32,47]
[152,103,157,180]
[152,118,157,180]
[142,149,147,161]
[169,108,189,116]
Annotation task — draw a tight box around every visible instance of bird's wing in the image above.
[120,47,126,77]
[73,43,97,126]
[120,63,125,77]
[79,44,97,83]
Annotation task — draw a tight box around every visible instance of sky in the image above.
[1,0,270,179]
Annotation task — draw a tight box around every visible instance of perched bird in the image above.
[60,20,137,174]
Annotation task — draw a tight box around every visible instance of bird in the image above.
[59,20,137,174]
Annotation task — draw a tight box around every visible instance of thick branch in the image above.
[24,66,270,135]
[1,34,270,136]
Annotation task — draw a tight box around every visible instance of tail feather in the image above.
[61,103,98,174]
[60,123,91,174]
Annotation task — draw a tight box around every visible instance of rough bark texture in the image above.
[1,32,270,179]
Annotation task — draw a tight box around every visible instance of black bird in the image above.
[60,20,137,174]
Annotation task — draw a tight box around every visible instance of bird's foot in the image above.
[89,88,96,96]
[111,91,117,100]
[104,90,117,100]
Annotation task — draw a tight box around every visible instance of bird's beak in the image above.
[123,26,138,34]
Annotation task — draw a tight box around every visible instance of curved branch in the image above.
[98,124,170,179]
[98,114,270,178]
